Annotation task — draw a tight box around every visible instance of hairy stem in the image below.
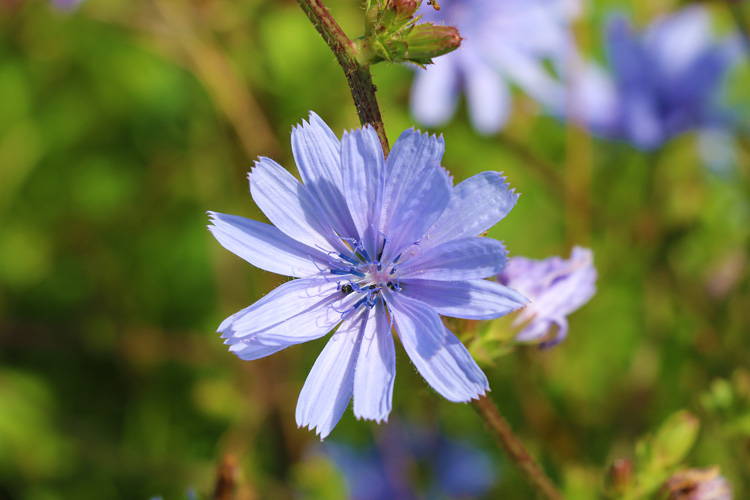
[296,0,390,156]
[473,396,566,500]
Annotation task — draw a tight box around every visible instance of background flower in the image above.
[575,7,741,153]
[662,467,732,500]
[498,246,596,348]
[409,0,580,134]
[316,422,497,500]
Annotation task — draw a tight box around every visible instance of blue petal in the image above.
[410,55,460,127]
[296,309,366,439]
[490,45,565,112]
[422,172,518,252]
[623,92,663,149]
[352,302,395,423]
[398,279,527,319]
[249,157,338,251]
[398,237,508,281]
[380,130,451,263]
[208,212,328,277]
[219,279,356,361]
[463,53,511,134]
[643,6,711,80]
[292,112,358,239]
[387,293,488,402]
[341,124,386,256]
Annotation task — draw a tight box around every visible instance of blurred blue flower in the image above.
[321,424,496,500]
[209,112,526,438]
[410,0,581,134]
[577,7,741,152]
[50,0,84,10]
[498,246,596,348]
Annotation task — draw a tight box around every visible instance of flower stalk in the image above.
[295,2,566,498]
[296,0,390,156]
[473,396,566,500]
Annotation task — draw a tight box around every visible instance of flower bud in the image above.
[360,0,462,66]
[400,23,461,67]
[608,459,633,495]
[651,411,700,469]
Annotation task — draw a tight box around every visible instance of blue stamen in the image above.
[336,253,359,266]
[352,296,368,310]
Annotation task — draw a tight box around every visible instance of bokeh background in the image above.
[1,0,749,499]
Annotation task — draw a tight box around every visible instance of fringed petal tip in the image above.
[446,384,489,404]
[292,110,328,133]
[354,414,389,424]
[297,421,335,441]
[397,126,446,145]
[248,156,276,177]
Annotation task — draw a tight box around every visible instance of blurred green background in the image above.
[1,0,749,499]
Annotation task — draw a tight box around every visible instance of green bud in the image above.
[399,23,461,67]
[359,0,461,66]
[650,411,700,470]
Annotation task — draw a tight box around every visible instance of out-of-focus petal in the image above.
[463,54,512,134]
[388,293,488,402]
[490,45,566,112]
[353,302,396,422]
[422,172,518,251]
[399,279,527,319]
[380,130,451,263]
[644,6,711,80]
[567,63,620,135]
[296,310,365,439]
[291,112,358,238]
[410,56,460,128]
[208,212,327,277]
[624,92,664,150]
[398,237,508,281]
[499,246,596,347]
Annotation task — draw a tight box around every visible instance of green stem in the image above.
[473,396,566,500]
[296,0,390,157]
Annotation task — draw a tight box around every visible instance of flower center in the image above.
[324,238,401,310]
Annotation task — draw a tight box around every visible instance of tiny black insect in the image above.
[387,282,396,291]
[341,284,353,295]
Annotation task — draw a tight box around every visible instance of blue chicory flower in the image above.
[577,7,740,152]
[209,112,527,438]
[498,246,596,348]
[410,0,581,134]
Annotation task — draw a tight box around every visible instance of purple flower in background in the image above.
[410,0,581,134]
[577,7,740,152]
[498,246,596,348]
[209,112,526,438]
[320,424,497,500]
[662,467,732,500]
[51,0,84,10]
